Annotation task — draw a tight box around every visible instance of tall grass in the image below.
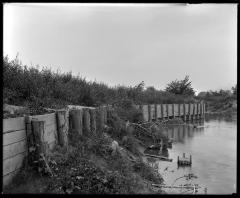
[3,56,195,108]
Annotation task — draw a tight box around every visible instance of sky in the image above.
[3,3,237,94]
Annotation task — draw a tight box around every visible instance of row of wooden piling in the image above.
[136,103,205,122]
[27,106,110,157]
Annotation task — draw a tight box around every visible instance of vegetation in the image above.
[3,56,195,110]
[196,87,237,113]
[165,75,195,96]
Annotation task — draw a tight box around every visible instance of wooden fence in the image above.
[2,105,109,188]
[135,103,205,122]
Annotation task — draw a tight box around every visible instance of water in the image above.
[147,115,237,194]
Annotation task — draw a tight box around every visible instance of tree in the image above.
[232,84,237,95]
[165,75,195,96]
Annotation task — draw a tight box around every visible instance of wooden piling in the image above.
[32,120,47,156]
[96,107,105,133]
[203,103,205,119]
[83,109,91,134]
[188,103,191,121]
[178,103,181,118]
[183,103,186,122]
[56,110,69,148]
[192,104,195,121]
[196,103,199,120]
[161,104,164,120]
[166,104,169,119]
[199,103,202,119]
[172,104,175,118]
[148,105,152,121]
[89,108,97,134]
[155,104,158,120]
[69,109,83,135]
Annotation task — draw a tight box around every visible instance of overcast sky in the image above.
[4,3,237,93]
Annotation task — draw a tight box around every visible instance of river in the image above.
[146,114,237,194]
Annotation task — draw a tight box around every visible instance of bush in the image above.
[133,160,163,184]
[3,56,196,108]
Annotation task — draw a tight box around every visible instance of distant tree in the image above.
[232,84,237,95]
[165,75,195,96]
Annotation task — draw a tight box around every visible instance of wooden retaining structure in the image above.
[2,105,110,188]
[3,103,204,187]
[137,103,205,122]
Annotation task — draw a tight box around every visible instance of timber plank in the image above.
[30,113,56,126]
[3,152,27,176]
[3,117,25,133]
[3,168,20,187]
[3,130,26,146]
[3,140,27,160]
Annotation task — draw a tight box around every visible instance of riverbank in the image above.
[206,99,237,115]
[3,107,167,194]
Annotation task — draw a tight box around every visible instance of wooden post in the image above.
[199,103,202,119]
[203,103,205,119]
[140,104,144,121]
[32,120,47,156]
[196,103,199,120]
[190,155,192,164]
[25,116,33,166]
[56,110,68,148]
[183,103,186,122]
[155,104,158,120]
[148,105,152,122]
[188,103,190,121]
[166,104,169,119]
[161,103,164,121]
[83,108,91,134]
[25,116,33,148]
[89,108,97,134]
[192,104,195,121]
[178,103,181,118]
[69,109,83,135]
[172,104,175,118]
[96,107,105,133]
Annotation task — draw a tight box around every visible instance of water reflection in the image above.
[147,116,237,194]
[205,113,237,123]
[164,121,205,144]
